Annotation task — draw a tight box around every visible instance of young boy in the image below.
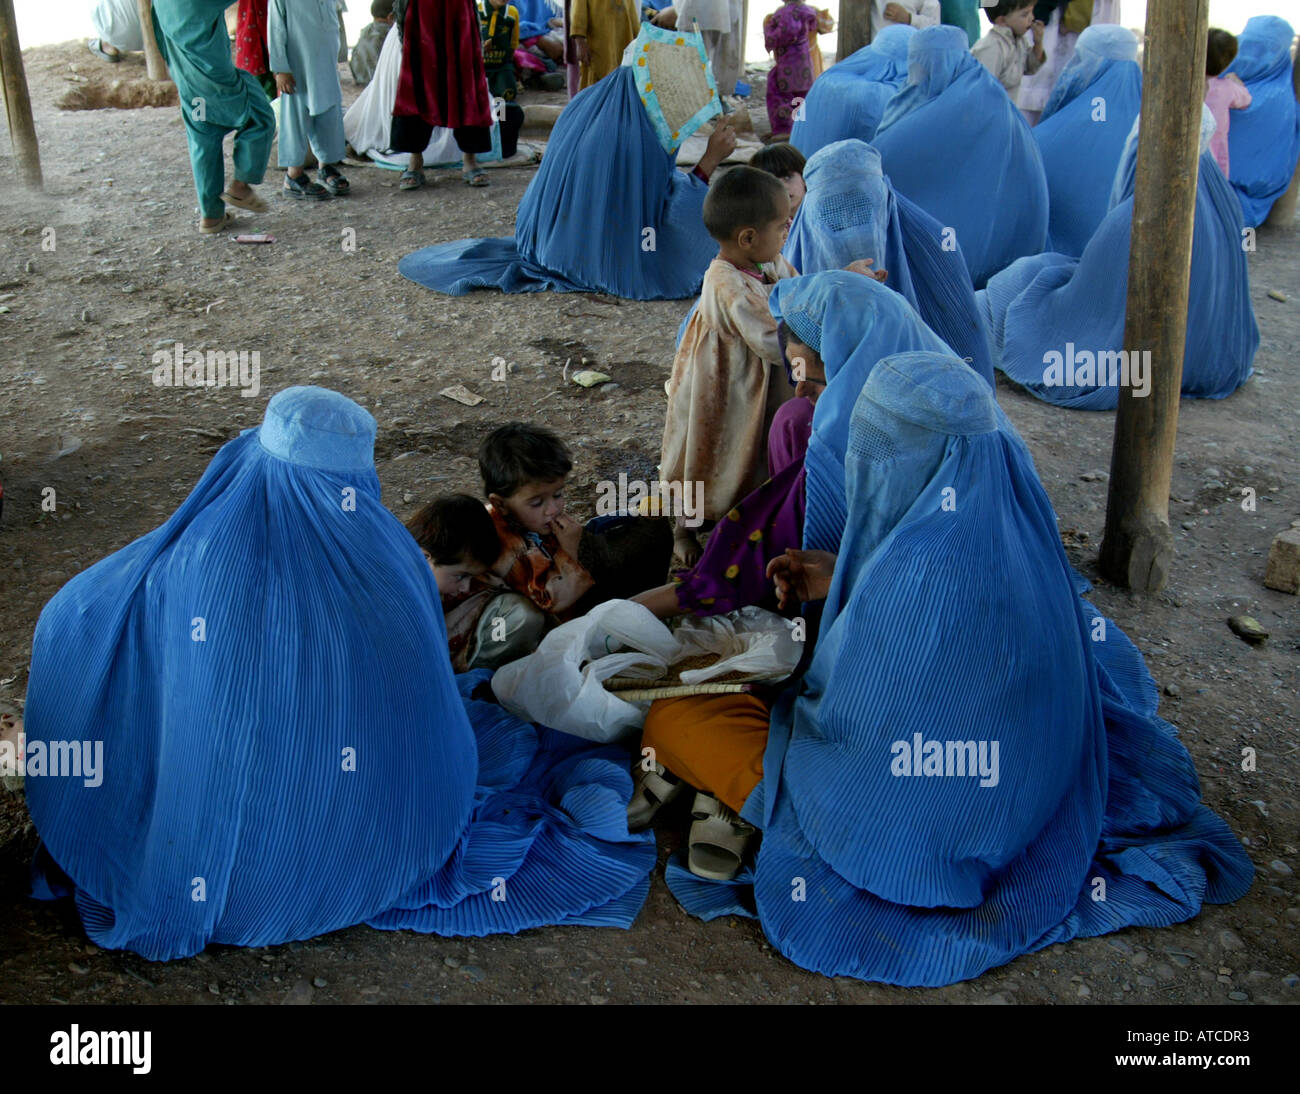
[871,0,939,38]
[481,0,521,104]
[750,143,808,217]
[971,0,1045,97]
[661,166,798,564]
[350,0,394,87]
[269,0,351,197]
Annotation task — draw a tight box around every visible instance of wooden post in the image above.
[1262,33,1300,230]
[1099,0,1209,592]
[138,0,169,82]
[740,0,748,73]
[837,0,871,61]
[0,0,41,189]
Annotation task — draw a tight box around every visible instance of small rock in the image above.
[1264,529,1300,595]
[1136,975,1157,987]
[208,983,220,995]
[1077,984,1091,998]
[1270,859,1293,877]
[281,980,314,1005]
[443,956,461,968]
[1107,938,1132,955]
[1154,962,1175,981]
[1282,973,1300,989]
[1219,928,1245,951]
[312,977,327,989]
[1130,951,1149,966]
[1285,907,1300,924]
[1226,616,1268,644]
[1266,289,1286,302]
[1244,971,1272,985]
[1227,990,1249,1001]
[68,962,89,975]
[402,492,415,504]
[1164,683,1181,697]
[589,995,608,1005]
[1217,975,1233,984]
[459,965,485,982]
[1168,952,1192,968]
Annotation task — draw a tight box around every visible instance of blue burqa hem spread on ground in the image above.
[23,388,653,961]
[979,139,1258,409]
[788,24,915,158]
[664,355,1253,986]
[1225,15,1300,227]
[398,66,715,301]
[873,25,1048,288]
[1034,25,1142,257]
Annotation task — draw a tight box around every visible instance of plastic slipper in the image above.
[463,166,490,187]
[688,792,756,881]
[320,164,350,195]
[282,173,329,200]
[199,211,238,235]
[399,169,425,191]
[627,760,686,830]
[88,38,121,63]
[221,189,269,213]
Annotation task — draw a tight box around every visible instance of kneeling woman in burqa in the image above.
[23,387,654,960]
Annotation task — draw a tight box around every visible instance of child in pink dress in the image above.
[764,0,819,138]
[1204,27,1251,178]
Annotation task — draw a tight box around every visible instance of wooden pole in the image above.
[1262,33,1300,230]
[1099,0,1209,592]
[138,0,169,82]
[0,0,41,189]
[837,0,871,61]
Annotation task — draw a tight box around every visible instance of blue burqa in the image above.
[783,139,994,386]
[979,113,1259,409]
[873,25,1049,288]
[397,67,715,300]
[1225,15,1300,227]
[666,354,1253,986]
[23,387,654,960]
[788,24,915,158]
[1034,25,1143,257]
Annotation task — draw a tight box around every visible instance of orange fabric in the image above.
[641,693,770,814]
[484,503,594,617]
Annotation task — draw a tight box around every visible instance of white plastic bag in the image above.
[491,600,678,743]
[670,605,802,684]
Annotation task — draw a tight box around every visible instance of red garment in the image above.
[235,0,269,76]
[394,0,492,129]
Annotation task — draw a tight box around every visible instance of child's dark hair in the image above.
[986,0,1034,22]
[479,422,573,498]
[371,0,394,17]
[1206,28,1238,77]
[702,166,789,243]
[749,143,806,180]
[406,494,499,566]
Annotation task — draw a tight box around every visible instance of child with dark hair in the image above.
[972,0,1045,97]
[480,0,521,103]
[749,142,808,215]
[1204,27,1250,178]
[350,0,394,86]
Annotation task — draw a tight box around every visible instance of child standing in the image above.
[350,0,395,86]
[871,0,939,39]
[1204,27,1251,179]
[971,1,1045,98]
[661,166,797,564]
[568,0,640,91]
[481,0,521,103]
[269,0,351,198]
[764,0,819,138]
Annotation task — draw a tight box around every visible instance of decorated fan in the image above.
[624,22,721,156]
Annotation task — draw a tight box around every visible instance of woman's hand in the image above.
[696,116,737,178]
[883,3,912,25]
[274,72,296,95]
[766,549,837,610]
[652,6,677,28]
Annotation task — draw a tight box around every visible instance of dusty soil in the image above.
[0,41,1297,1006]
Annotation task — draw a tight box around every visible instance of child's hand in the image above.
[275,72,296,95]
[883,3,912,25]
[673,526,702,568]
[766,549,836,611]
[572,34,590,64]
[552,512,584,558]
[652,7,677,28]
[844,257,885,282]
[1032,19,1046,54]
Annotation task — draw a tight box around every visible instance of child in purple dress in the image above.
[764,0,819,138]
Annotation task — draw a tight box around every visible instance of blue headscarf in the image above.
[1225,15,1300,227]
[1035,25,1143,257]
[768,271,955,554]
[784,139,995,385]
[788,24,915,158]
[24,387,654,959]
[398,67,715,300]
[873,25,1049,288]
[666,355,1253,984]
[980,112,1259,410]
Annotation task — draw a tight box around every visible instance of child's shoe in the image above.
[283,172,330,200]
[627,760,685,830]
[320,164,351,195]
[687,792,755,880]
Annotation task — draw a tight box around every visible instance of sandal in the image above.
[627,760,686,830]
[282,172,330,200]
[1,710,24,792]
[320,164,350,195]
[399,169,426,191]
[221,188,269,213]
[463,166,490,187]
[88,38,121,63]
[199,211,238,235]
[688,792,756,881]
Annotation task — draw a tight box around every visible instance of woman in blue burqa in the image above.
[1223,15,1300,228]
[872,24,1049,289]
[658,352,1252,986]
[396,56,734,301]
[783,138,994,386]
[787,23,915,159]
[1033,24,1143,258]
[979,106,1258,410]
[23,387,654,961]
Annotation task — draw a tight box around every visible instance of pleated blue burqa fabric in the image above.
[783,139,994,386]
[1034,25,1143,258]
[397,67,715,300]
[1225,15,1300,227]
[23,387,654,960]
[788,24,915,159]
[872,25,1049,288]
[666,354,1253,986]
[979,112,1259,409]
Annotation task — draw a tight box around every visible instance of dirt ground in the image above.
[0,41,1297,1006]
